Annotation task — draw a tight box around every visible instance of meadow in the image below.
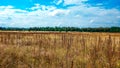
[0,31,120,68]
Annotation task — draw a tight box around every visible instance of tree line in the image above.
[0,27,120,32]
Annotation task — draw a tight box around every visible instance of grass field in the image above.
[0,31,120,68]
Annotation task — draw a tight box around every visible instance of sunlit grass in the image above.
[0,32,120,68]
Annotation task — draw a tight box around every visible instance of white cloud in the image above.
[30,4,56,11]
[64,0,88,5]
[53,0,63,5]
[90,19,94,23]
[48,9,70,16]
[0,5,13,9]
[0,2,120,27]
[0,5,28,15]
[57,0,63,5]
[30,4,40,10]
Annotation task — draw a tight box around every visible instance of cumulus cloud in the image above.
[53,0,63,5]
[30,4,56,11]
[0,5,13,9]
[63,0,88,5]
[0,0,120,27]
[48,9,70,16]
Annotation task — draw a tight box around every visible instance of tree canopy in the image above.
[0,27,120,32]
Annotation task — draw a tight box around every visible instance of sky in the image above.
[0,0,120,27]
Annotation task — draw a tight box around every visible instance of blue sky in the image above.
[0,0,120,27]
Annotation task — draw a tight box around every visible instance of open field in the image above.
[0,31,120,68]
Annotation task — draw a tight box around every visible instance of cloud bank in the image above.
[0,0,120,27]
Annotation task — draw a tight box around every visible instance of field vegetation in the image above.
[0,31,120,68]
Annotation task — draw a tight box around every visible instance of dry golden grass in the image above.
[0,31,120,68]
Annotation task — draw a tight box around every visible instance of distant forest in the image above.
[0,27,120,32]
